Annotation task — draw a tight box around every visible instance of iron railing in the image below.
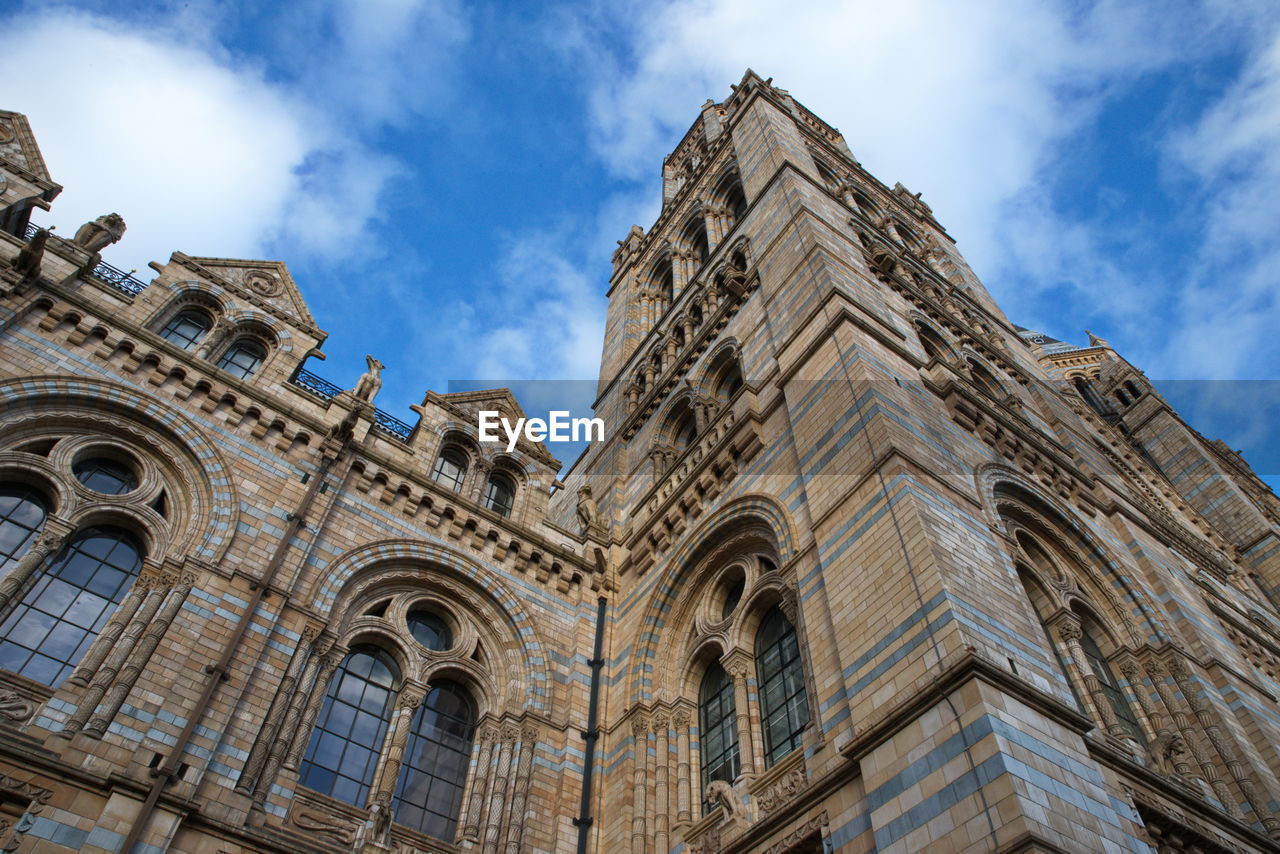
[22,222,149,296]
[291,368,343,401]
[289,368,415,441]
[373,409,414,441]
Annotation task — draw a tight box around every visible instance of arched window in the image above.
[216,339,267,380]
[73,457,137,495]
[1079,620,1146,746]
[726,182,748,222]
[915,323,952,364]
[967,359,1004,400]
[431,447,467,492]
[484,472,515,518]
[1124,380,1142,399]
[0,485,47,572]
[0,526,142,687]
[159,309,212,350]
[407,610,451,652]
[1073,377,1108,416]
[654,259,674,302]
[1016,566,1084,711]
[699,662,739,814]
[299,647,397,806]
[755,607,809,765]
[393,680,477,840]
[1115,389,1130,407]
[684,217,710,268]
[813,158,840,191]
[674,415,697,451]
[714,359,743,403]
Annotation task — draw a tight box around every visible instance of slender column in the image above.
[724,654,756,776]
[67,570,156,687]
[0,521,73,612]
[503,724,538,854]
[1168,656,1280,835]
[84,573,194,737]
[62,577,166,736]
[285,649,344,770]
[1144,658,1236,814]
[463,724,498,842]
[673,708,693,826]
[630,714,649,854]
[1055,619,1125,741]
[1119,659,1191,781]
[239,628,318,794]
[652,713,670,852]
[483,724,516,854]
[367,688,424,844]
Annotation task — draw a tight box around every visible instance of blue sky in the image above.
[1,0,1277,486]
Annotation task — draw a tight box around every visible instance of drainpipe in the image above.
[573,593,608,854]
[118,434,351,854]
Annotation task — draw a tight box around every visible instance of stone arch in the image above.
[308,540,550,711]
[626,495,796,704]
[0,375,238,564]
[977,464,1167,646]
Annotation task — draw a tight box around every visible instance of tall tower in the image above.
[560,71,1280,853]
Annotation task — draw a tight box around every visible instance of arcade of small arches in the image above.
[987,476,1280,832]
[426,429,524,519]
[649,343,745,476]
[149,284,286,381]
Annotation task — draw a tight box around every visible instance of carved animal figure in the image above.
[352,355,384,402]
[72,213,126,253]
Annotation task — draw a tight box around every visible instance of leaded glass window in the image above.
[484,473,515,518]
[407,611,451,652]
[159,309,212,350]
[393,680,476,840]
[755,607,809,765]
[699,662,739,814]
[1080,626,1146,746]
[217,339,267,380]
[0,526,142,686]
[73,458,137,495]
[431,448,467,492]
[299,647,397,806]
[0,485,46,572]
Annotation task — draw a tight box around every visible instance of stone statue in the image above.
[72,213,126,253]
[705,779,744,824]
[12,227,50,280]
[352,354,384,403]
[576,485,601,536]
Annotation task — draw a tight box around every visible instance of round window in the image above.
[407,610,452,652]
[73,457,138,495]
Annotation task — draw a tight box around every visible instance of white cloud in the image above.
[0,3,464,272]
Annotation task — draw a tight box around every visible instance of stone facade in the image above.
[1,71,1279,854]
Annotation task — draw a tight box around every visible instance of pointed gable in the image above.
[175,254,324,338]
[426,388,560,467]
[0,110,55,183]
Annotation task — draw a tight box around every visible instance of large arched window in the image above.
[0,485,47,571]
[393,680,477,840]
[1080,619,1146,746]
[431,447,467,492]
[698,661,739,814]
[216,339,267,380]
[484,472,516,518]
[159,309,212,350]
[299,647,398,806]
[0,526,142,686]
[1016,566,1084,710]
[755,607,809,765]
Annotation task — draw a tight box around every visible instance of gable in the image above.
[178,254,323,337]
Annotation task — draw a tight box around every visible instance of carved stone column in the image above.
[673,707,693,826]
[1144,658,1235,814]
[249,632,329,799]
[367,687,424,841]
[61,575,166,736]
[503,723,538,854]
[462,724,498,843]
[67,567,158,687]
[240,627,320,793]
[723,652,757,777]
[84,572,195,738]
[285,649,344,770]
[0,519,73,613]
[1119,659,1193,783]
[483,724,517,854]
[1055,618,1125,741]
[1168,656,1280,835]
[630,714,649,854]
[652,713,670,852]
